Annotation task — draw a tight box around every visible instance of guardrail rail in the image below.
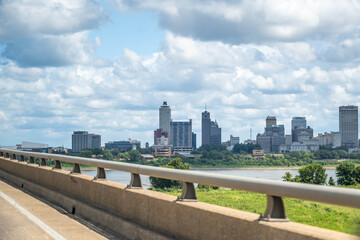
[0,148,359,222]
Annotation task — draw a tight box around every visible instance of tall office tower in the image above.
[339,105,358,148]
[159,101,171,137]
[210,120,222,146]
[192,132,197,150]
[266,116,277,127]
[72,131,101,153]
[291,117,308,142]
[202,110,211,145]
[170,120,193,152]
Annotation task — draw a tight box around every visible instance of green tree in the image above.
[103,149,113,160]
[128,150,142,161]
[149,158,189,189]
[336,162,356,186]
[92,148,103,155]
[282,171,294,182]
[328,176,336,186]
[79,149,92,158]
[354,166,360,184]
[298,164,327,185]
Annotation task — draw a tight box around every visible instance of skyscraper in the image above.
[339,105,358,148]
[291,117,306,130]
[170,120,192,152]
[159,101,171,136]
[201,109,221,146]
[202,110,211,145]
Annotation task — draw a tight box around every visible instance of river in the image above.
[82,168,337,186]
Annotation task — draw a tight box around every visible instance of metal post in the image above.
[127,173,142,188]
[29,156,35,164]
[5,153,9,158]
[40,158,47,166]
[71,163,81,174]
[11,154,16,160]
[94,167,106,180]
[19,155,25,162]
[178,182,198,202]
[0,151,3,157]
[259,195,289,222]
[54,160,62,169]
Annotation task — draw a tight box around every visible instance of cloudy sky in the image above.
[1,0,360,148]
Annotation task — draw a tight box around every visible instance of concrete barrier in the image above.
[0,156,358,240]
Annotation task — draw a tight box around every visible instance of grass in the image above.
[153,188,360,236]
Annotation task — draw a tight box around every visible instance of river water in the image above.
[82,168,337,186]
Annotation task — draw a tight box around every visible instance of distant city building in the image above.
[201,110,211,145]
[141,154,154,162]
[170,120,193,153]
[243,139,256,144]
[256,116,285,153]
[339,105,358,148]
[201,109,222,146]
[105,140,140,152]
[15,141,49,152]
[154,128,169,146]
[192,132,197,150]
[252,149,265,157]
[153,146,172,158]
[266,116,277,127]
[313,132,341,148]
[145,142,150,148]
[72,131,101,153]
[279,117,318,153]
[159,101,171,143]
[230,135,240,146]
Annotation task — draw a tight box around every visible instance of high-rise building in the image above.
[105,140,141,151]
[291,117,307,142]
[266,116,277,127]
[201,110,211,145]
[170,120,193,153]
[192,132,197,150]
[72,131,101,153]
[159,101,171,136]
[201,110,221,146]
[339,105,358,148]
[256,116,285,153]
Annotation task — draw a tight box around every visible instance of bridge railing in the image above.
[0,148,359,222]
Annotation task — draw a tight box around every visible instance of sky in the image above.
[1,0,360,148]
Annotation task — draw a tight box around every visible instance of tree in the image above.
[103,149,113,160]
[92,148,103,155]
[149,158,189,189]
[336,162,356,186]
[282,172,294,182]
[354,165,360,184]
[128,150,142,162]
[79,149,92,158]
[298,164,327,185]
[328,176,336,186]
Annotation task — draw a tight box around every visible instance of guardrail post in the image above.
[28,156,35,164]
[0,151,3,157]
[11,154,16,160]
[259,195,289,222]
[94,167,106,180]
[40,158,47,166]
[71,163,81,174]
[19,155,25,162]
[5,153,9,158]
[127,173,142,188]
[177,182,198,201]
[53,160,62,170]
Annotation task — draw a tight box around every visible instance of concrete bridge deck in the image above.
[0,179,119,240]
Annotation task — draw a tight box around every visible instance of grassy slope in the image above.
[154,188,360,236]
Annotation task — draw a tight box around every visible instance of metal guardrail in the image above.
[0,148,359,222]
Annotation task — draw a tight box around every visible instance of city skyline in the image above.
[1,1,360,147]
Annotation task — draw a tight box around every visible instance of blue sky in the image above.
[1,0,360,148]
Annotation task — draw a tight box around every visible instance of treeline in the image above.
[283,162,360,186]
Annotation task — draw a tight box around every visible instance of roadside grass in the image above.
[153,188,360,236]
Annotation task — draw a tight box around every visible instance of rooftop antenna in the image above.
[205,103,207,111]
[250,128,252,140]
